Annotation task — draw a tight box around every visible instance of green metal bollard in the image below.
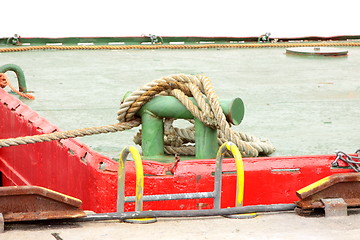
[136,96,244,159]
[0,64,28,93]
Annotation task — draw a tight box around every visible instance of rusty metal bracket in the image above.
[0,186,85,223]
[295,173,360,216]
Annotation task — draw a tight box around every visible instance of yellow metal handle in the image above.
[215,142,244,208]
[224,142,245,207]
[118,146,144,212]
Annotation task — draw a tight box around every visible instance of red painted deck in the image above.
[0,88,353,213]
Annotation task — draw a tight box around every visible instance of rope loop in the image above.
[121,74,275,157]
[0,73,35,99]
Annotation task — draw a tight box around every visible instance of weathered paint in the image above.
[0,88,354,213]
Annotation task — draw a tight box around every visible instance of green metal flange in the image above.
[0,64,28,92]
[136,96,245,159]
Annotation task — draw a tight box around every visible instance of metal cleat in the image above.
[295,173,360,217]
[0,186,85,224]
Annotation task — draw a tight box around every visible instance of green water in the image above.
[1,47,359,160]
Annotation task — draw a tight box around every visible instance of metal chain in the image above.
[332,150,360,172]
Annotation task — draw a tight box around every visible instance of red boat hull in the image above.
[0,88,353,213]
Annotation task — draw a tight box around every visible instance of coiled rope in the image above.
[0,74,275,157]
[0,41,359,52]
[0,73,34,99]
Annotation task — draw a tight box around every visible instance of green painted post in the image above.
[0,64,27,92]
[194,119,218,159]
[141,110,164,157]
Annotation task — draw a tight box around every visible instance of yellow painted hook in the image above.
[118,146,144,212]
[224,142,245,207]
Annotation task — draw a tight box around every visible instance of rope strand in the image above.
[0,73,34,99]
[0,120,140,148]
[0,41,359,52]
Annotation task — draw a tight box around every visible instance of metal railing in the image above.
[117,142,245,213]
